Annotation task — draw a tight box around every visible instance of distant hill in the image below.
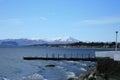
[0,38,119,48]
[0,37,79,46]
[0,41,18,47]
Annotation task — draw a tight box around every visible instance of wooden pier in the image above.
[23,57,97,61]
[23,53,97,62]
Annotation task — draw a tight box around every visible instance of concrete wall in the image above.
[114,53,120,61]
[95,51,120,61]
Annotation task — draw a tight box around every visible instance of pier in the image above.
[23,53,97,62]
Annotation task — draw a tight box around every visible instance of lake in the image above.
[0,47,115,80]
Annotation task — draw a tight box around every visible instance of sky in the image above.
[0,0,120,42]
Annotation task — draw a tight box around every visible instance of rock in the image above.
[88,72,96,79]
[45,64,56,67]
[68,77,78,80]
[78,72,97,80]
[68,78,75,80]
[78,74,86,80]
[78,73,90,80]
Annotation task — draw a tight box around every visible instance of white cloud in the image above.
[0,16,48,25]
[0,18,23,25]
[80,17,120,25]
[39,17,48,21]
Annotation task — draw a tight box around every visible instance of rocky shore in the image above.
[68,58,120,80]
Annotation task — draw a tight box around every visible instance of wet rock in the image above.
[78,74,86,80]
[78,72,90,80]
[45,64,56,67]
[68,77,78,80]
[68,78,74,80]
[88,72,96,80]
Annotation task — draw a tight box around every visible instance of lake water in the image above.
[0,47,115,80]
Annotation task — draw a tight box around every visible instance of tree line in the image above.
[68,41,120,48]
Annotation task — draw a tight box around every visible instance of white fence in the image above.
[95,51,120,61]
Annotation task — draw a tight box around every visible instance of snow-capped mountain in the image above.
[48,37,79,44]
[0,37,79,46]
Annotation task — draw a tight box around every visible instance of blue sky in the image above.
[0,0,120,42]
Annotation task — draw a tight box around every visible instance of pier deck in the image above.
[23,57,97,61]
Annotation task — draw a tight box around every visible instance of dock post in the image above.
[64,54,66,58]
[58,54,59,59]
[88,53,90,59]
[82,54,83,59]
[52,53,55,58]
[71,53,72,58]
[46,53,48,60]
[76,53,78,58]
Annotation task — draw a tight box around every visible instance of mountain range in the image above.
[0,37,79,46]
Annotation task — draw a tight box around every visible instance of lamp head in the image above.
[116,31,118,34]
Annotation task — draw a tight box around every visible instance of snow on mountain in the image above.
[56,37,79,42]
[0,37,79,46]
[48,37,79,44]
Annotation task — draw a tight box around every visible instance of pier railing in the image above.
[23,53,97,62]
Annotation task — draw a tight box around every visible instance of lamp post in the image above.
[115,31,118,51]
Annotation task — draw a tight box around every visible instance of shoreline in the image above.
[72,58,120,80]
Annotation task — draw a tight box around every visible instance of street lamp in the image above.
[115,31,118,51]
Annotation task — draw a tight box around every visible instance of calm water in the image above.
[0,47,115,80]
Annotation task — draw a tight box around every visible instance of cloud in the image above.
[39,17,48,21]
[0,18,23,25]
[80,17,120,25]
[0,16,48,25]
